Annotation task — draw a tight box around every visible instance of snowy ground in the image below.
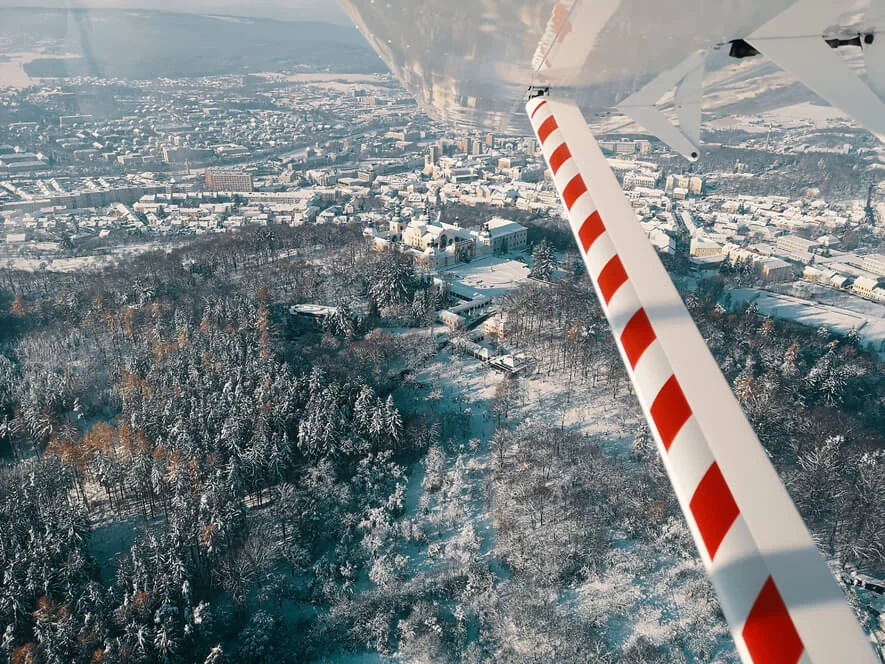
[395,350,501,561]
[726,286,885,356]
[1,241,164,272]
[0,51,78,88]
[386,348,731,659]
[515,369,641,449]
[90,518,140,583]
[438,255,531,299]
[759,102,852,127]
[773,280,885,320]
[593,52,864,142]
[706,101,853,135]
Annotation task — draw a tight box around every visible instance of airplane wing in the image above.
[339,0,885,147]
[338,1,885,661]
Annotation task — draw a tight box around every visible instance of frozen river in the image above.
[0,54,37,88]
[0,52,78,89]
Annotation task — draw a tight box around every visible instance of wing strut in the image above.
[616,50,706,161]
[526,94,877,664]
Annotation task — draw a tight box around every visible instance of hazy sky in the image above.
[0,0,350,23]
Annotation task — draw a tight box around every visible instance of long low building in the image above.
[853,276,885,301]
[862,253,885,277]
[776,234,821,255]
[725,288,885,356]
[1,185,166,213]
[205,169,254,192]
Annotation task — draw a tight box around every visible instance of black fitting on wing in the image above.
[826,35,863,48]
[825,33,874,49]
[728,39,759,59]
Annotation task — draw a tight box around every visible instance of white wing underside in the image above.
[339,0,885,141]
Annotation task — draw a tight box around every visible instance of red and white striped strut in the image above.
[526,96,876,664]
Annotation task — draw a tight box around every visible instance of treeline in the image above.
[483,275,885,660]
[499,274,885,570]
[1,219,883,662]
[688,281,885,566]
[0,224,445,663]
[499,278,624,396]
[490,422,732,663]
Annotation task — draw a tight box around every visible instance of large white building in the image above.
[776,234,820,255]
[862,253,885,277]
[665,174,705,195]
[395,218,475,267]
[722,243,792,281]
[476,218,528,253]
[690,237,723,258]
[853,276,885,300]
[758,257,793,282]
[401,219,472,253]
[373,215,529,267]
[803,266,851,289]
[623,171,659,190]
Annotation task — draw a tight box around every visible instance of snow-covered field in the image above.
[0,51,79,89]
[439,255,531,299]
[2,241,164,272]
[594,53,865,139]
[728,286,885,356]
[775,280,885,319]
[385,343,739,660]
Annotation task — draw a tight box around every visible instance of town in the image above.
[2,71,884,357]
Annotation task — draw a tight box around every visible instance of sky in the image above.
[0,0,350,24]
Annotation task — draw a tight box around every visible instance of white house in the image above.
[474,218,528,254]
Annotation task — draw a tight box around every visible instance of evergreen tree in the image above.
[529,240,557,281]
[367,252,418,311]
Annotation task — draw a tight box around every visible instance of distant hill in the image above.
[0,7,384,78]
[0,1,349,24]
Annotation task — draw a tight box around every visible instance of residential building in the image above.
[776,234,820,255]
[665,174,705,196]
[648,228,675,254]
[476,218,528,253]
[854,276,885,299]
[862,253,885,277]
[484,315,513,341]
[817,234,841,249]
[624,171,659,190]
[205,169,254,192]
[759,257,793,282]
[690,238,723,258]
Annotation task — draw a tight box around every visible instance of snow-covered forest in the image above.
[0,224,883,663]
